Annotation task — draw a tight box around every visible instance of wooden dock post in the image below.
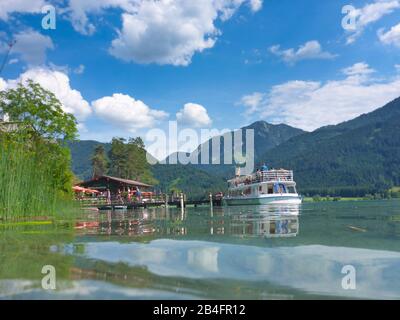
[209,193,214,216]
[180,193,185,214]
[165,193,168,208]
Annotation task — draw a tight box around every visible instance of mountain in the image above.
[67,140,111,180]
[259,97,400,196]
[68,96,400,198]
[151,164,226,200]
[162,121,305,178]
[67,121,304,197]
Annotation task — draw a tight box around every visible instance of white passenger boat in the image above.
[223,166,302,206]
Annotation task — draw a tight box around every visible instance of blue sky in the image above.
[0,0,400,157]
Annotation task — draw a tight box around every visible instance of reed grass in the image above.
[0,133,76,220]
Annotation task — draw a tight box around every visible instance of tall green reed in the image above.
[0,132,75,220]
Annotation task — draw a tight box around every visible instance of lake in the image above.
[1,200,400,300]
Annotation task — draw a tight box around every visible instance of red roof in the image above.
[79,175,153,188]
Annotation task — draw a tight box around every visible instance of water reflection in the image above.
[65,239,400,299]
[2,201,400,299]
[74,204,300,239]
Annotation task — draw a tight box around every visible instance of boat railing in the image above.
[229,170,294,187]
[260,170,293,182]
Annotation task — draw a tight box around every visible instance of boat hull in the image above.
[223,195,302,206]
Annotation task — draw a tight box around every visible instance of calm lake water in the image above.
[1,200,400,300]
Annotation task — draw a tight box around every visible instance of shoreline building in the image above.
[78,175,153,194]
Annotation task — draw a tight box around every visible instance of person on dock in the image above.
[106,189,111,205]
[136,187,142,202]
[116,189,123,204]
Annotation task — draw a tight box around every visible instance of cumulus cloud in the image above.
[395,64,400,72]
[9,30,54,66]
[92,93,168,132]
[342,62,375,76]
[176,103,212,128]
[239,92,264,115]
[0,0,46,20]
[249,0,263,12]
[345,0,400,44]
[239,62,400,131]
[269,41,336,65]
[4,67,92,121]
[73,64,85,74]
[66,0,139,35]
[0,78,6,90]
[378,22,400,47]
[65,0,262,66]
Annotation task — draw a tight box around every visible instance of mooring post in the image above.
[180,193,184,208]
[165,193,168,208]
[180,193,185,215]
[209,193,214,216]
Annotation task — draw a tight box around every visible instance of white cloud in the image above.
[66,0,262,66]
[395,64,400,72]
[239,92,264,115]
[269,41,336,65]
[341,62,376,83]
[0,0,46,20]
[4,67,92,121]
[92,93,168,132]
[249,0,263,12]
[66,0,138,35]
[239,62,400,131]
[73,64,85,74]
[9,30,54,66]
[345,0,400,44]
[342,62,375,76]
[378,22,400,47]
[176,103,212,128]
[0,78,6,90]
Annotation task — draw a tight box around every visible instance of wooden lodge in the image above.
[76,176,223,210]
[78,175,153,194]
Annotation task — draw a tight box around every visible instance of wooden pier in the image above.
[78,193,223,211]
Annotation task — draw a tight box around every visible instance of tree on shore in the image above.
[91,145,108,178]
[105,137,158,185]
[0,80,77,140]
[0,80,78,216]
[108,137,128,178]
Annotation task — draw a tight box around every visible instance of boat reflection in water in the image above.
[226,204,300,238]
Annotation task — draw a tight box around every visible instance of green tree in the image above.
[91,145,108,178]
[0,80,78,216]
[107,136,158,185]
[108,137,128,178]
[0,80,77,140]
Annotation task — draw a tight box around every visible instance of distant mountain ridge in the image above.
[259,97,400,196]
[68,121,305,197]
[161,121,305,179]
[68,140,111,180]
[68,97,400,197]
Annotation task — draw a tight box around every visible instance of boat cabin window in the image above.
[268,186,273,194]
